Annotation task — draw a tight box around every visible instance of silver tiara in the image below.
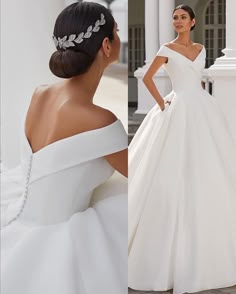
[53,13,106,50]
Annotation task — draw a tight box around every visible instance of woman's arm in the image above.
[105,148,128,178]
[143,56,168,111]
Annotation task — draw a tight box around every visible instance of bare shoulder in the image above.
[57,102,118,137]
[27,85,48,111]
[164,41,181,50]
[193,43,204,52]
[165,42,204,51]
[164,42,173,48]
[161,43,177,52]
[32,84,50,98]
[84,105,118,129]
[163,42,183,52]
[29,85,51,106]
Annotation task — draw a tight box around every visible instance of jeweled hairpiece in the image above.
[52,13,106,50]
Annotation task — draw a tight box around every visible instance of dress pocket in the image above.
[162,103,170,113]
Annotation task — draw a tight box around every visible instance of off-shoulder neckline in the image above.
[163,45,205,63]
[24,119,121,156]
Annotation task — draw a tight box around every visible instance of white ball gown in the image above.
[1,118,128,294]
[128,45,236,294]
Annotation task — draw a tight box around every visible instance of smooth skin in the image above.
[25,23,128,177]
[143,8,204,111]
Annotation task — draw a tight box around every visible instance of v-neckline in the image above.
[24,119,120,156]
[164,45,204,63]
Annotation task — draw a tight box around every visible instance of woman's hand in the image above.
[160,100,165,111]
[160,100,171,111]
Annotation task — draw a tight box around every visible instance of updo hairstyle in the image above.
[49,2,115,78]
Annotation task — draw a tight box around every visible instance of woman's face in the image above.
[172,9,195,33]
[110,22,121,62]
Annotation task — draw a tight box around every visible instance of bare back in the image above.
[25,84,117,153]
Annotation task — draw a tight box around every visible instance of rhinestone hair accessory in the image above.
[53,13,106,50]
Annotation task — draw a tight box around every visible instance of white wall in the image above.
[1,0,64,168]
[65,0,79,6]
[111,0,128,44]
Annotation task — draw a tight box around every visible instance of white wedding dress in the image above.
[1,118,128,294]
[128,45,236,294]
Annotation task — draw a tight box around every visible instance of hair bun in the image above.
[49,50,94,78]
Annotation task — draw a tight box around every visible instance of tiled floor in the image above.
[128,285,236,294]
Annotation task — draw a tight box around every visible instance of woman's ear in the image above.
[102,37,111,58]
[191,18,196,28]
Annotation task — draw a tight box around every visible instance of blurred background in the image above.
[128,0,236,143]
[1,0,128,168]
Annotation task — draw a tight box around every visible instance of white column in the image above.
[134,0,158,117]
[144,0,159,64]
[1,0,65,168]
[159,0,175,45]
[223,0,236,59]
[208,0,236,141]
[134,0,175,117]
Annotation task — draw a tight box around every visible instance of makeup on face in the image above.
[172,10,193,30]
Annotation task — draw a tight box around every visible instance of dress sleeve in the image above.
[71,119,128,163]
[156,45,170,58]
[97,119,128,155]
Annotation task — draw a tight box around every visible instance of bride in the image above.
[129,4,236,294]
[1,2,127,294]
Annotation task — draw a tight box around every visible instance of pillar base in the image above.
[208,50,236,74]
[208,54,236,141]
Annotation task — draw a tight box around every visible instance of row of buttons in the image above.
[3,155,33,228]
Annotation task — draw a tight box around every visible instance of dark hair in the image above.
[173,4,196,31]
[49,2,115,78]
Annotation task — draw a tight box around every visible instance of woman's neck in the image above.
[173,33,193,47]
[63,55,107,104]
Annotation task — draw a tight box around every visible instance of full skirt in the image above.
[128,89,236,294]
[1,168,127,294]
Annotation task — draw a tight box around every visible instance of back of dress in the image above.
[20,120,127,224]
[1,117,128,294]
[4,119,127,226]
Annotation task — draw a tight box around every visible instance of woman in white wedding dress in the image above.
[129,4,236,294]
[1,2,128,294]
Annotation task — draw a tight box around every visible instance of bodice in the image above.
[156,45,206,94]
[6,120,127,226]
